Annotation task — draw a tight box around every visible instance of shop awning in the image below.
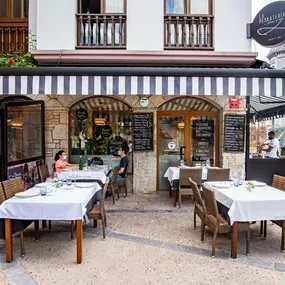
[0,67,285,97]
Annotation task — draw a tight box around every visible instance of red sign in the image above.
[229,99,240,109]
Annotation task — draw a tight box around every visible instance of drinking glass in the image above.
[40,187,47,196]
[73,170,78,186]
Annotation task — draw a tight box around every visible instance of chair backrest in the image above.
[112,166,120,184]
[272,174,285,191]
[52,163,56,173]
[207,168,230,182]
[179,168,202,186]
[2,177,24,199]
[0,183,6,204]
[38,165,50,183]
[124,163,129,179]
[171,161,180,167]
[202,184,219,218]
[100,178,109,211]
[189,178,205,212]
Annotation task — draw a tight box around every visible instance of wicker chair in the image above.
[202,184,250,257]
[189,178,206,236]
[1,178,26,256]
[207,168,230,181]
[262,174,285,251]
[118,163,129,197]
[87,178,109,239]
[38,165,50,183]
[178,168,202,208]
[110,166,120,204]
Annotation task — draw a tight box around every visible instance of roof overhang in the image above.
[32,50,258,68]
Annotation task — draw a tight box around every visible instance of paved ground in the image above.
[1,192,285,285]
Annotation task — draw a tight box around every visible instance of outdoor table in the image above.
[204,181,285,258]
[164,166,220,190]
[59,165,112,183]
[0,182,101,264]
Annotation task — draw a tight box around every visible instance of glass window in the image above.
[0,0,7,18]
[105,0,124,13]
[190,0,209,15]
[7,104,42,162]
[166,0,185,14]
[12,0,28,18]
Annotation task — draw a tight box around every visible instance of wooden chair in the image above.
[110,166,120,205]
[88,178,109,240]
[207,168,230,181]
[189,178,206,236]
[38,165,50,183]
[52,163,56,173]
[202,184,250,257]
[262,174,285,252]
[118,164,129,197]
[178,168,202,208]
[2,178,26,256]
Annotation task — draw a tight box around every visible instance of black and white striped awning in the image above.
[1,68,285,97]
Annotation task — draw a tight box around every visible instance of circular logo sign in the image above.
[76,108,88,121]
[168,142,176,150]
[101,126,113,138]
[251,1,285,47]
[140,98,149,107]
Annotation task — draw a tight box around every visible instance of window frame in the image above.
[164,0,213,15]
[0,0,28,22]
[78,0,127,14]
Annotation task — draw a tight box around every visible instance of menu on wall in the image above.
[224,115,245,152]
[133,113,153,151]
[192,119,214,162]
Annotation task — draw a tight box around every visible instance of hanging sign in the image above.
[101,126,113,138]
[229,99,240,109]
[76,108,88,121]
[250,1,285,47]
[140,98,149,107]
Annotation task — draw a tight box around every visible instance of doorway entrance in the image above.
[157,97,220,191]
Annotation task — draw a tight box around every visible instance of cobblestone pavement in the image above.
[1,192,285,285]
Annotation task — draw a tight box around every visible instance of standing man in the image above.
[259,131,280,158]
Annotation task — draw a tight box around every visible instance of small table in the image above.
[204,182,285,258]
[0,182,101,264]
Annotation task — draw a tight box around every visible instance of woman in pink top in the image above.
[54,150,75,173]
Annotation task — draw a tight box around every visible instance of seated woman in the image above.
[54,150,76,173]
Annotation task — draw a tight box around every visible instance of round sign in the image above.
[251,1,285,47]
[140,98,149,107]
[101,126,113,138]
[168,142,176,150]
[76,108,88,121]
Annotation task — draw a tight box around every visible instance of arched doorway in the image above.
[69,96,133,172]
[157,97,220,190]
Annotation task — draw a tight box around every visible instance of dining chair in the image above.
[189,178,206,236]
[207,168,230,181]
[110,166,120,204]
[202,184,250,257]
[52,163,56,173]
[118,163,130,197]
[38,165,50,183]
[88,178,109,240]
[1,178,29,256]
[261,174,285,252]
[178,168,202,208]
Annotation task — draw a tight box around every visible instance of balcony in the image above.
[76,14,126,49]
[164,15,214,50]
[0,22,29,54]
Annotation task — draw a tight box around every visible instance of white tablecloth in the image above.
[0,183,101,221]
[164,166,218,182]
[204,182,285,225]
[59,165,111,183]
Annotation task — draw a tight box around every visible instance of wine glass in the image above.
[73,170,78,186]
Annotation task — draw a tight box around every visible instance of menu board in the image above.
[224,115,245,152]
[133,113,153,151]
[192,119,214,162]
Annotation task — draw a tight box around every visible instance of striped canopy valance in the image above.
[1,75,284,97]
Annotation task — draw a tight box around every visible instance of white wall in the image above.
[214,0,252,52]
[37,0,77,50]
[127,0,164,51]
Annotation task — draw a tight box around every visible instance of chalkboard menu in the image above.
[192,119,214,162]
[133,113,153,151]
[224,115,245,152]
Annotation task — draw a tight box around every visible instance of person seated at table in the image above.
[54,150,76,173]
[259,131,280,158]
[109,144,129,181]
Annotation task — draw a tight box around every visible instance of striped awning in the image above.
[0,75,285,96]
